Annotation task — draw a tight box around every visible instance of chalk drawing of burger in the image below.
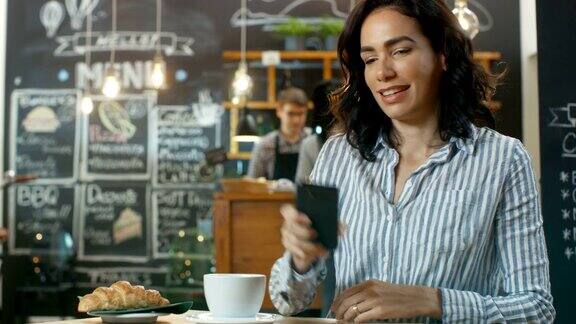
[22,106,61,133]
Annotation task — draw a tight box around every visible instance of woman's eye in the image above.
[364,57,376,65]
[392,48,411,57]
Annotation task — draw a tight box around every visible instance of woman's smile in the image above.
[378,85,411,104]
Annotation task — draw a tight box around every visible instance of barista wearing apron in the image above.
[248,87,310,181]
[272,133,300,181]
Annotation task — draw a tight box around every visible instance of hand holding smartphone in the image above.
[296,184,339,250]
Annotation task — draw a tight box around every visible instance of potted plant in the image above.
[271,18,315,50]
[318,18,345,50]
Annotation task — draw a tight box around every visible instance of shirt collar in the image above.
[374,122,479,155]
[449,123,478,155]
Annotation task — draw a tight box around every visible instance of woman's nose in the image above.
[377,60,397,81]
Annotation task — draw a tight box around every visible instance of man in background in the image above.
[248,87,310,181]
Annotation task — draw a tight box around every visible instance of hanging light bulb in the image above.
[230,0,253,103]
[81,0,94,114]
[234,106,259,142]
[452,0,480,39]
[231,0,258,143]
[151,0,166,89]
[151,54,166,89]
[232,62,253,98]
[102,0,120,98]
[81,95,94,114]
[102,66,121,98]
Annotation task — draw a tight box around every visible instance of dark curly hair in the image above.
[311,79,341,143]
[332,0,498,161]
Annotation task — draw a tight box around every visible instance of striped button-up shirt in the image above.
[269,124,555,322]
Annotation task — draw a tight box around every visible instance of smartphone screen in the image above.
[296,183,339,250]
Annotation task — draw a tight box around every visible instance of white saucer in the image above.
[186,312,280,323]
[99,312,168,323]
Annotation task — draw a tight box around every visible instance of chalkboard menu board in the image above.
[83,93,154,180]
[79,183,149,262]
[153,104,223,187]
[10,89,81,182]
[8,184,77,254]
[152,188,214,258]
[73,266,169,288]
[537,0,576,322]
[2,0,351,295]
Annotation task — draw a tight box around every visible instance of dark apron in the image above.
[272,133,299,181]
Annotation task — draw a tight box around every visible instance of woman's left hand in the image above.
[331,280,443,322]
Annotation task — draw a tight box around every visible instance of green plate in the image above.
[87,301,193,316]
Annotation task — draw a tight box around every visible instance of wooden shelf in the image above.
[224,50,500,62]
[227,152,252,160]
[223,50,338,61]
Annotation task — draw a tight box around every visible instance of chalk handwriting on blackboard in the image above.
[64,0,100,30]
[56,32,195,57]
[74,266,168,287]
[8,185,76,255]
[548,103,576,158]
[79,184,149,262]
[153,103,222,187]
[83,93,153,179]
[10,89,81,182]
[549,104,576,128]
[230,0,351,27]
[152,189,213,258]
[77,61,166,91]
[191,90,224,127]
[40,1,65,38]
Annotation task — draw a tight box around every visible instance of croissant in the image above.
[78,281,170,312]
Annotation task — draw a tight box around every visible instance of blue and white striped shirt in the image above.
[269,124,555,322]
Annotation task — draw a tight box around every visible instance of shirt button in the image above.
[383,255,388,263]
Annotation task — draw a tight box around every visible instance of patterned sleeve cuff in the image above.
[288,252,327,282]
[439,287,485,323]
[269,251,327,315]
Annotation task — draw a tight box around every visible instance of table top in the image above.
[39,310,339,324]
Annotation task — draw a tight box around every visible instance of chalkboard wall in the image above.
[2,0,233,295]
[537,0,576,322]
[1,0,523,317]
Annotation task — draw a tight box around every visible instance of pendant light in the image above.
[151,0,166,89]
[232,0,258,142]
[102,0,121,98]
[81,3,94,114]
[235,106,259,142]
[452,0,480,39]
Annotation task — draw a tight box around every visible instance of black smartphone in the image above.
[296,183,339,250]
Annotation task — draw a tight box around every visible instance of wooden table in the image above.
[213,191,322,310]
[39,311,338,323]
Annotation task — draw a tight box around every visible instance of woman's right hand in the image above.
[280,204,328,274]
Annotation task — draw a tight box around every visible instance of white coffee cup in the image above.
[203,273,266,318]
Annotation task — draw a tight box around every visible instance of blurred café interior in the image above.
[0,0,574,323]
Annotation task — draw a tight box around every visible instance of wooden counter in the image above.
[213,191,322,310]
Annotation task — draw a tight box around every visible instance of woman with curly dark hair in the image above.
[269,0,554,322]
